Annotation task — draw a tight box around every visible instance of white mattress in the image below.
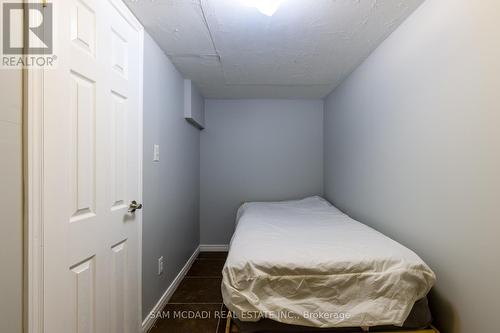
[221,196,436,328]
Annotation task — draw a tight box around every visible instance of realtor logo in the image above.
[2,1,55,68]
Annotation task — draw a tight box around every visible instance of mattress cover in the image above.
[221,196,436,328]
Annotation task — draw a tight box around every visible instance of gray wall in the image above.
[200,99,324,244]
[323,0,500,332]
[142,33,201,319]
[0,62,23,333]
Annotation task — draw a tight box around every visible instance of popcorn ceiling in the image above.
[126,0,424,98]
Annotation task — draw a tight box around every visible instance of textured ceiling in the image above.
[126,0,424,98]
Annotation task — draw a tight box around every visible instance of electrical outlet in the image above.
[158,256,164,275]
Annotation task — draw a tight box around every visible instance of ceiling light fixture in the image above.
[240,0,285,16]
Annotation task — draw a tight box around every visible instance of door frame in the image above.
[23,1,144,332]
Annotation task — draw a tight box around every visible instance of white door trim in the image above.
[24,66,45,333]
[24,1,144,332]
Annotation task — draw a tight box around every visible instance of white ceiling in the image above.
[126,0,424,99]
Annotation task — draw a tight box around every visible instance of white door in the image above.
[42,0,143,332]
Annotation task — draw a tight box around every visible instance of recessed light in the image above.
[240,0,285,16]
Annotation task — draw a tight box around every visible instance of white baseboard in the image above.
[199,244,229,252]
[142,246,200,333]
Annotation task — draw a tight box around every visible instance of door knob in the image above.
[128,200,143,213]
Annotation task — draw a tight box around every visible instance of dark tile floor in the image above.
[149,251,230,333]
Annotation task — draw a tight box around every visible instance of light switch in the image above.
[153,144,160,162]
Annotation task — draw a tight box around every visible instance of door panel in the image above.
[110,240,128,333]
[43,1,142,332]
[70,257,96,333]
[69,71,96,222]
[71,0,96,56]
[110,91,128,210]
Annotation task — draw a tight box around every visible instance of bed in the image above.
[221,196,436,332]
